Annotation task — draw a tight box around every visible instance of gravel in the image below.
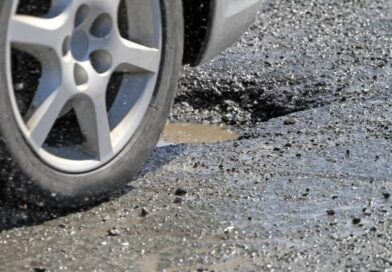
[171,0,392,129]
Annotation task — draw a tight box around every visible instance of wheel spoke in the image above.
[27,86,70,148]
[101,0,122,19]
[113,37,161,73]
[27,62,63,116]
[9,15,66,50]
[74,96,113,160]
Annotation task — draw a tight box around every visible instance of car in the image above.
[0,0,259,207]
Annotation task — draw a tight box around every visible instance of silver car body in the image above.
[198,0,260,64]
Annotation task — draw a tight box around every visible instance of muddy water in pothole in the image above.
[159,123,239,145]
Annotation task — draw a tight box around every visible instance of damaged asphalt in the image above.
[1,0,392,271]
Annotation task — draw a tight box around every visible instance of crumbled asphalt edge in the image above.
[171,0,392,131]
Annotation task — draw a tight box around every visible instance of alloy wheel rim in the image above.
[6,0,162,173]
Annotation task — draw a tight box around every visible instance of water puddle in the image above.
[159,123,239,146]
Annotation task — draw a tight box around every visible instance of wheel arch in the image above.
[182,0,259,66]
[182,0,213,66]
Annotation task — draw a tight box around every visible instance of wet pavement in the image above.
[2,0,392,271]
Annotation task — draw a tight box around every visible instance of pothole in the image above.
[172,67,334,128]
[159,123,239,146]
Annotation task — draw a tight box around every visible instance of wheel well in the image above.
[182,0,213,66]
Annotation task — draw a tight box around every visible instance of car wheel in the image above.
[0,0,183,207]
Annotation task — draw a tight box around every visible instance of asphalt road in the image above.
[1,0,392,271]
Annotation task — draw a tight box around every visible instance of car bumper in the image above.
[198,0,260,64]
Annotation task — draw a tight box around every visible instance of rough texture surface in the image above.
[171,0,392,128]
[2,0,392,271]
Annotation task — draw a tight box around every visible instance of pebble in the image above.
[383,193,391,199]
[107,228,121,237]
[174,188,188,196]
[352,218,361,225]
[284,117,297,125]
[173,197,183,204]
[140,208,149,217]
[326,210,336,216]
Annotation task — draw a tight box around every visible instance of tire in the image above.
[0,0,183,208]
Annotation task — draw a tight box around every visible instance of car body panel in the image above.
[195,0,260,65]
